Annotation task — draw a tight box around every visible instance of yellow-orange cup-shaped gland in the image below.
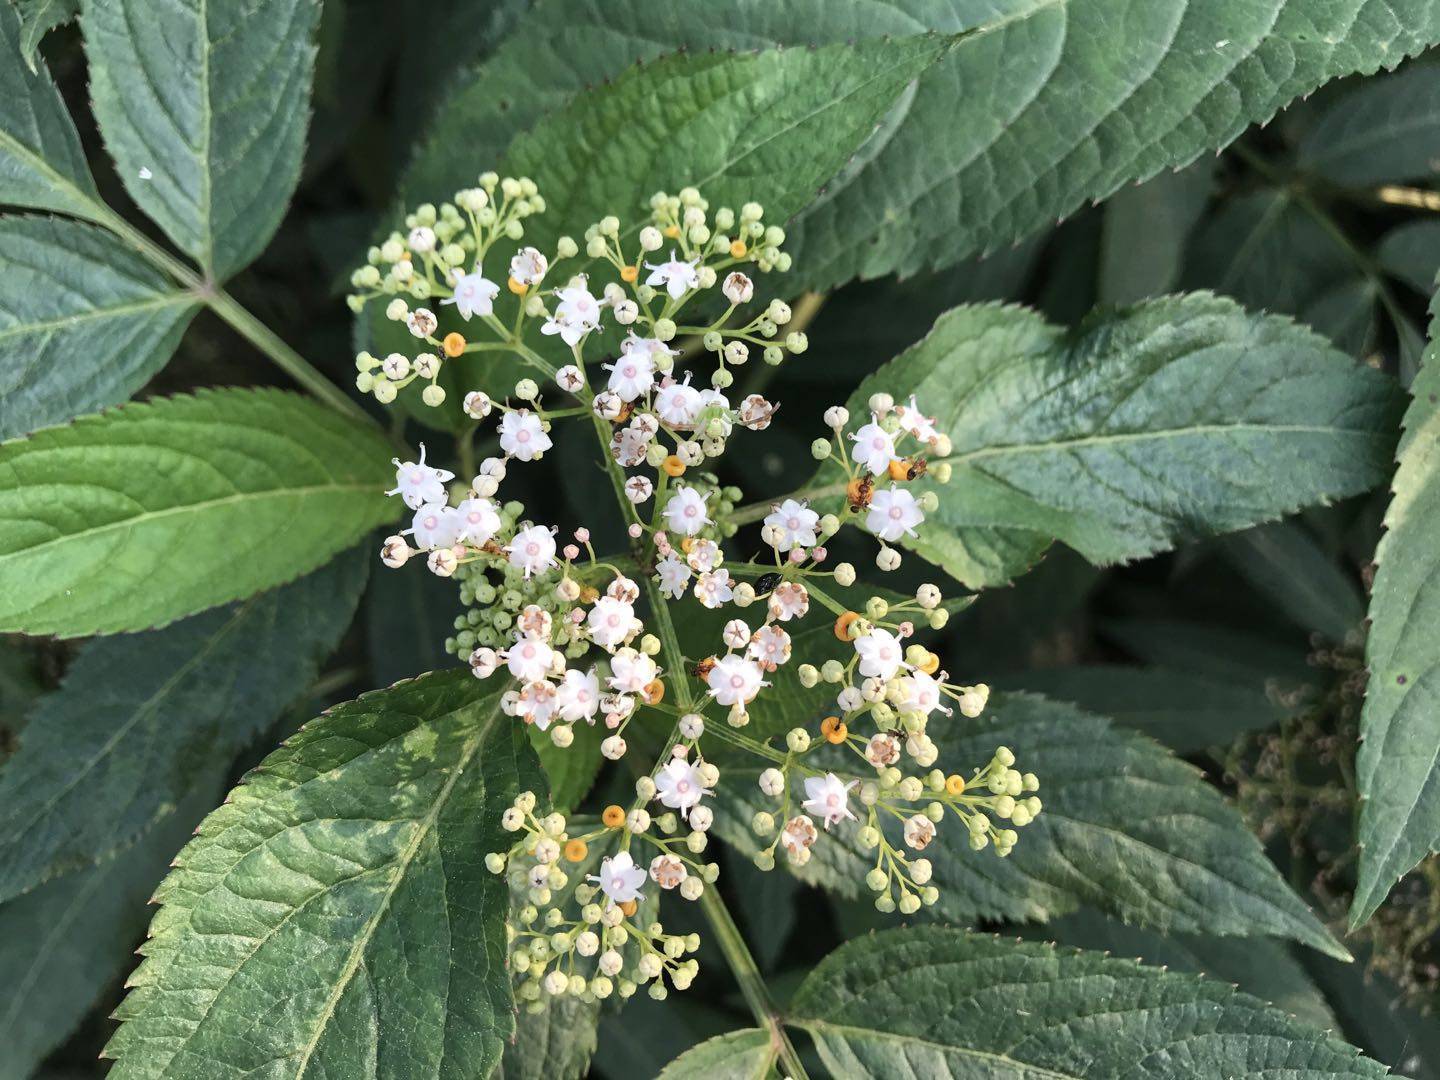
[945,775,966,796]
[643,679,665,705]
[833,611,860,642]
[620,265,639,282]
[442,332,466,357]
[887,459,912,482]
[619,899,639,917]
[820,716,847,744]
[918,652,941,675]
[663,224,681,239]
[563,839,589,863]
[507,276,528,295]
[601,805,626,828]
[729,240,748,258]
[662,455,686,477]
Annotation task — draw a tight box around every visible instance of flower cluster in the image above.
[358,175,1037,997]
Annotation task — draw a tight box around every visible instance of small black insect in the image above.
[754,572,783,595]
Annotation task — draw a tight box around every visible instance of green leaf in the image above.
[0,548,367,903]
[15,0,78,70]
[104,671,540,1079]
[1100,616,1318,690]
[0,777,220,1080]
[713,693,1345,958]
[810,294,1401,589]
[1299,61,1440,188]
[0,215,199,441]
[788,927,1386,1079]
[0,387,395,637]
[1353,282,1440,926]
[1378,220,1440,295]
[529,717,604,815]
[82,0,322,280]
[1218,521,1366,643]
[407,0,1440,288]
[1301,949,1440,1077]
[496,996,601,1080]
[0,0,101,219]
[1098,162,1214,306]
[658,1029,775,1080]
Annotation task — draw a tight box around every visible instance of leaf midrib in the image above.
[796,1019,1081,1080]
[0,293,195,343]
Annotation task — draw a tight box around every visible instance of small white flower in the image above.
[517,679,559,730]
[645,250,700,299]
[865,733,901,768]
[722,619,752,649]
[592,390,623,420]
[469,647,498,679]
[802,772,858,829]
[895,395,941,445]
[854,628,905,681]
[780,814,817,855]
[608,649,658,695]
[454,497,501,545]
[903,814,936,850]
[747,625,791,670]
[763,498,819,552]
[866,485,924,542]
[510,247,548,286]
[607,575,640,603]
[463,391,493,419]
[504,636,554,683]
[611,427,649,467]
[850,418,897,476]
[654,378,704,428]
[406,307,438,338]
[406,502,463,551]
[386,444,453,509]
[656,554,692,599]
[767,581,809,622]
[499,410,552,462]
[654,759,712,819]
[706,654,765,707]
[625,475,653,504]
[408,226,436,253]
[542,283,602,346]
[587,596,639,650]
[685,538,722,573]
[443,267,500,320]
[693,568,734,609]
[649,853,688,889]
[898,671,949,717]
[722,271,754,304]
[555,364,585,393]
[663,486,711,536]
[556,667,601,724]
[603,350,654,403]
[507,524,557,578]
[589,851,646,905]
[738,394,775,431]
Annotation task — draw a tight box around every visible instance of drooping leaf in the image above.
[0,215,199,441]
[788,928,1386,1079]
[104,671,540,1079]
[363,559,464,687]
[0,548,368,903]
[14,0,78,70]
[1218,521,1366,644]
[1299,61,1440,188]
[1098,161,1214,306]
[727,854,800,971]
[82,0,322,280]
[657,1029,775,1080]
[1301,948,1440,1078]
[0,0,100,219]
[1100,617,1318,691]
[0,778,221,1080]
[1353,282,1440,926]
[804,294,1401,589]
[496,996,601,1080]
[0,387,395,637]
[406,0,1440,288]
[713,693,1345,958]
[1378,220,1440,295]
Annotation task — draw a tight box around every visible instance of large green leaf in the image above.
[1377,220,1440,295]
[104,671,539,1079]
[713,693,1345,958]
[497,997,601,1080]
[1299,60,1440,187]
[1218,521,1365,643]
[805,294,1401,588]
[0,778,220,1080]
[0,549,367,903]
[1353,282,1440,926]
[406,0,1440,289]
[657,1030,775,1080]
[788,928,1386,1079]
[14,0,79,70]
[0,215,199,441]
[0,387,395,637]
[0,0,100,219]
[82,0,322,280]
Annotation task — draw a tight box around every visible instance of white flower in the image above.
[504,636,554,683]
[854,628,905,681]
[767,581,809,622]
[590,851,646,905]
[603,347,655,402]
[780,814,817,856]
[649,853,688,889]
[738,394,775,431]
[866,485,924,542]
[898,671,949,717]
[865,733,901,768]
[645,250,700,299]
[850,419,897,476]
[556,365,584,392]
[763,498,819,552]
[454,497,501,545]
[387,444,453,509]
[542,283,602,346]
[556,667,601,724]
[654,759,712,819]
[443,267,500,320]
[896,395,940,444]
[507,524,557,578]
[607,575,640,603]
[517,679,559,730]
[407,225,436,253]
[656,554,692,599]
[722,271,754,304]
[706,654,765,707]
[663,486,711,536]
[587,596,639,650]
[608,649,658,695]
[747,625,791,670]
[904,814,936,850]
[693,568,734,609]
[698,388,732,435]
[517,604,553,639]
[510,247,548,286]
[625,475,653,504]
[654,378,704,428]
[406,307,438,338]
[611,427,648,467]
[685,538,721,573]
[802,772,858,829]
[499,410,552,461]
[406,502,463,551]
[722,619,752,650]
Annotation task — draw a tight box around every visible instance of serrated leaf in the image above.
[0,0,100,219]
[789,927,1385,1079]
[714,693,1344,957]
[0,215,199,441]
[1299,61,1440,188]
[802,294,1401,589]
[497,996,601,1080]
[0,387,395,637]
[82,0,322,280]
[1353,282,1440,926]
[14,0,78,70]
[104,671,540,1079]
[406,0,1440,289]
[0,548,367,903]
[0,778,220,1080]
[657,1029,774,1080]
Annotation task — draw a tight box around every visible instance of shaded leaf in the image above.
[1377,220,1440,295]
[1098,161,1214,305]
[497,995,600,1080]
[1218,521,1365,643]
[657,1029,774,1080]
[15,0,78,70]
[1299,61,1440,187]
[529,717,604,815]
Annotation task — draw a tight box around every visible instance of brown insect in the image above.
[692,656,717,680]
[845,475,874,513]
